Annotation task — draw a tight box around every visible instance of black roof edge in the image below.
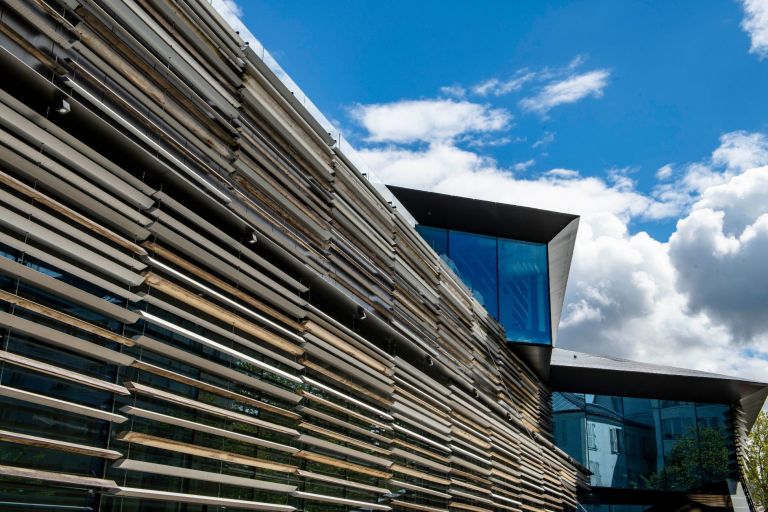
[387,185,579,244]
[550,348,768,430]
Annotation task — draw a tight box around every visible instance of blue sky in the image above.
[221,0,768,380]
[237,0,768,239]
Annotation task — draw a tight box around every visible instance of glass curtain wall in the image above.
[0,243,121,510]
[552,392,736,492]
[416,225,551,344]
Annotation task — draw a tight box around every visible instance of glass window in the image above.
[415,225,552,344]
[585,395,627,488]
[694,404,732,486]
[622,398,659,490]
[416,225,448,256]
[498,238,550,344]
[553,393,737,493]
[552,393,587,466]
[447,230,498,319]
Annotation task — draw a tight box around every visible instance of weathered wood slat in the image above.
[116,431,298,473]
[0,429,122,459]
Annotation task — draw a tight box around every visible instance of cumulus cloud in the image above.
[669,168,768,342]
[350,100,511,143]
[520,70,611,115]
[712,131,768,172]
[552,158,768,378]
[651,131,768,218]
[741,0,768,59]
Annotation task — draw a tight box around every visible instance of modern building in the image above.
[390,186,768,511]
[549,349,768,511]
[0,2,764,512]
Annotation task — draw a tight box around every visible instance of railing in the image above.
[743,478,760,512]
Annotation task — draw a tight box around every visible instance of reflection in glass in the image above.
[498,238,550,343]
[415,225,551,344]
[552,392,586,465]
[623,398,658,489]
[416,225,448,256]
[552,393,736,492]
[585,395,627,488]
[448,230,498,319]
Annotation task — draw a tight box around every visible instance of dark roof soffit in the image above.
[549,349,768,428]
[387,186,579,244]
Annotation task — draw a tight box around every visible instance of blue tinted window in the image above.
[416,225,448,256]
[552,392,587,465]
[585,395,627,488]
[552,393,737,492]
[447,230,498,319]
[415,225,552,344]
[499,239,550,344]
[622,398,659,489]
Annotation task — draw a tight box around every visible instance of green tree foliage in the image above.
[644,426,728,491]
[745,411,768,507]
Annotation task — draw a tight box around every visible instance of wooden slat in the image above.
[0,350,130,395]
[0,385,127,423]
[294,450,392,479]
[112,459,297,492]
[0,429,122,459]
[124,381,299,436]
[110,487,295,511]
[120,406,298,453]
[130,360,299,419]
[143,272,303,356]
[116,431,298,473]
[0,464,118,488]
[300,422,391,455]
[297,469,390,494]
[0,290,135,347]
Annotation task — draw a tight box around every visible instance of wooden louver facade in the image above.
[0,1,588,511]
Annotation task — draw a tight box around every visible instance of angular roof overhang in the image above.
[550,348,768,430]
[387,186,579,378]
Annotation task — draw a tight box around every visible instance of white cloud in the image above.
[741,0,768,59]
[692,165,768,233]
[656,164,674,180]
[651,131,768,218]
[361,143,658,233]
[350,100,511,143]
[545,168,580,179]
[669,168,768,343]
[532,131,556,149]
[464,135,513,148]
[556,160,768,379]
[712,131,768,171]
[520,70,611,115]
[472,79,502,96]
[472,71,537,97]
[514,159,535,172]
[440,85,466,99]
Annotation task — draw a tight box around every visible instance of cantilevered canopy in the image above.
[388,186,579,377]
[550,348,768,429]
